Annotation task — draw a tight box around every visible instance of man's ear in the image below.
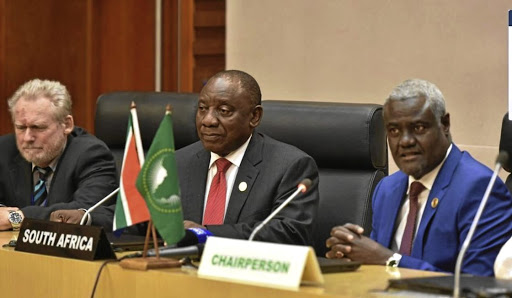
[63,115,74,135]
[441,113,450,136]
[249,105,263,128]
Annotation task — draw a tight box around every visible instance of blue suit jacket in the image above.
[370,144,512,276]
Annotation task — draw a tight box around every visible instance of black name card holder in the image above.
[15,218,116,261]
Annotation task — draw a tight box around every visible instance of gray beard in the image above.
[19,139,67,167]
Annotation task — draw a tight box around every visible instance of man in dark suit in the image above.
[0,79,118,231]
[177,70,319,245]
[325,79,512,276]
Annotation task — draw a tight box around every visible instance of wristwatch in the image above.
[386,253,402,267]
[8,211,23,231]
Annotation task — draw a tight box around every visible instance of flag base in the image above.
[120,257,181,271]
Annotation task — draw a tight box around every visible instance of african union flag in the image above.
[136,106,185,245]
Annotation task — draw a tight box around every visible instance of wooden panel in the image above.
[196,0,225,10]
[0,0,89,134]
[0,0,225,134]
[178,0,195,92]
[193,54,225,91]
[85,0,99,134]
[191,0,226,92]
[0,0,8,134]
[94,0,155,93]
[195,10,226,27]
[195,0,225,27]
[162,0,179,91]
[194,28,226,55]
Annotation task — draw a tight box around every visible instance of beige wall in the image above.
[227,0,510,177]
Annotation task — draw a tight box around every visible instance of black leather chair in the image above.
[95,91,199,174]
[95,93,388,256]
[500,112,512,192]
[258,100,387,256]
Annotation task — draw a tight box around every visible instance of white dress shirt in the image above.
[202,135,252,222]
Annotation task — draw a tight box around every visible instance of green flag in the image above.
[136,109,185,245]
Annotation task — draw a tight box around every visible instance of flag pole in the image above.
[141,219,162,259]
[142,219,154,258]
[130,102,145,164]
[151,223,160,257]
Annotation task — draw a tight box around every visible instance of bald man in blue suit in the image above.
[326,79,512,276]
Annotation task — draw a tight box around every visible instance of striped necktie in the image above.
[32,166,52,206]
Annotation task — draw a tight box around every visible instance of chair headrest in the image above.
[500,112,512,172]
[257,100,387,170]
[95,92,199,150]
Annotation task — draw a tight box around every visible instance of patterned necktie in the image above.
[399,181,426,256]
[203,158,232,225]
[32,166,52,206]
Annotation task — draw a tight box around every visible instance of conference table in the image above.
[0,231,446,297]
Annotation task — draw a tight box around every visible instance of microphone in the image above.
[176,228,212,247]
[79,188,119,225]
[453,151,509,298]
[248,178,312,241]
[143,244,205,259]
[122,229,210,260]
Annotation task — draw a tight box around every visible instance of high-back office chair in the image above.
[257,100,388,256]
[95,93,388,256]
[94,92,199,174]
[500,112,512,192]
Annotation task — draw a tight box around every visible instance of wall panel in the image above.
[227,0,510,172]
[0,0,225,135]
[0,0,89,133]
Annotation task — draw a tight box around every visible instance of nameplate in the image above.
[15,218,116,261]
[198,237,324,290]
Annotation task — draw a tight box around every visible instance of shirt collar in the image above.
[408,143,453,192]
[209,134,252,169]
[32,157,59,173]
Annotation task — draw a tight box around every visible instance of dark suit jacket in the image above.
[0,127,118,227]
[175,132,319,245]
[370,144,512,276]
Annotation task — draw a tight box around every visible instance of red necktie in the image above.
[399,181,426,256]
[203,158,232,225]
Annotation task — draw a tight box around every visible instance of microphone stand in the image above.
[248,179,310,241]
[79,188,119,225]
[453,153,507,298]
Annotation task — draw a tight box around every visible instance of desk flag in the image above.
[113,104,150,232]
[136,106,185,245]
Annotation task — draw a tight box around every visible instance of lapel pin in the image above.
[431,198,439,208]
[238,182,247,192]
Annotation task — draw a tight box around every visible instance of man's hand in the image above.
[326,223,393,265]
[50,209,85,224]
[183,220,206,230]
[0,207,20,231]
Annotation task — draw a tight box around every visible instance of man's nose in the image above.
[398,130,416,147]
[22,128,36,141]
[201,109,219,126]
